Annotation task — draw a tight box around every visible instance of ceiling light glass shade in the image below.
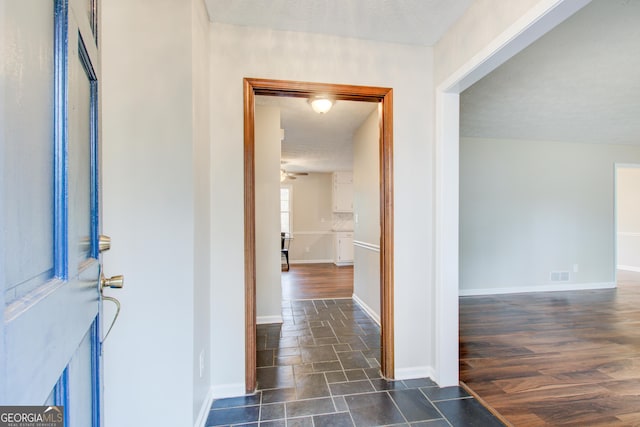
[309,97,333,114]
[280,170,286,182]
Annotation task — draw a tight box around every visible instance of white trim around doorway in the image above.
[433,0,592,387]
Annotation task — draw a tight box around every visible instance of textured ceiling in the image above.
[204,0,473,45]
[461,0,640,145]
[256,96,377,173]
[222,0,640,169]
[210,0,471,172]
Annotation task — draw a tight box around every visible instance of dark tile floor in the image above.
[207,299,504,427]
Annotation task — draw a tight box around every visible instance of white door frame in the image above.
[614,163,640,279]
[433,0,592,386]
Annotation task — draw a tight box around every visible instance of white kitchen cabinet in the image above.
[334,232,354,266]
[333,172,353,212]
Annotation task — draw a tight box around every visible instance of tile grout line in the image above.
[344,396,358,427]
[417,387,454,427]
[385,390,411,426]
[253,298,497,427]
[431,395,474,402]
[283,395,288,427]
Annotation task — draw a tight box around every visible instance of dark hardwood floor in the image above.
[460,270,640,426]
[282,263,354,300]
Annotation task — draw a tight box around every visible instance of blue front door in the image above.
[2,0,104,425]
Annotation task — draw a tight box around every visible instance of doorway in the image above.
[244,78,394,392]
[616,165,640,275]
[434,1,591,386]
[264,94,379,302]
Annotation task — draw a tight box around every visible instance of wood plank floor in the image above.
[281,263,353,300]
[460,270,640,426]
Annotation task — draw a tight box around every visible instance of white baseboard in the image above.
[352,294,380,326]
[257,315,283,325]
[194,387,216,427]
[289,259,334,265]
[618,265,640,273]
[460,281,616,296]
[211,382,245,399]
[617,232,640,237]
[334,261,353,266]
[395,366,435,381]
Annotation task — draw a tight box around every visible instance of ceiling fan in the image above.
[280,170,308,181]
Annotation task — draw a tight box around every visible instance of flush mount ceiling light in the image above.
[308,96,334,114]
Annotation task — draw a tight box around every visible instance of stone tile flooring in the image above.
[207,299,504,427]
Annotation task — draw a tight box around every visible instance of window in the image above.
[280,186,291,235]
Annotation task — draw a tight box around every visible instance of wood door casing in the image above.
[243,78,394,392]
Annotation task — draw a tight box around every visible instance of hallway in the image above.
[281,264,354,300]
[206,297,503,426]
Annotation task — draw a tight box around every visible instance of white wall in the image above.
[102,0,210,425]
[210,23,434,388]
[460,137,640,294]
[617,167,640,272]
[287,173,334,263]
[255,105,283,323]
[353,110,381,321]
[192,0,212,422]
[435,0,550,85]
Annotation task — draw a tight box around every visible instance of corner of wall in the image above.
[257,315,283,325]
[193,387,216,427]
[395,366,436,382]
[211,383,246,399]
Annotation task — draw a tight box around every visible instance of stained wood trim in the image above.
[244,78,394,392]
[243,79,257,392]
[379,91,394,379]
[247,78,391,100]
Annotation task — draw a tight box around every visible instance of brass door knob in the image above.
[98,235,112,252]
[101,274,124,290]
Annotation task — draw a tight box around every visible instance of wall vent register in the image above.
[550,271,570,282]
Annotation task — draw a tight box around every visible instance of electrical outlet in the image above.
[573,264,579,273]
